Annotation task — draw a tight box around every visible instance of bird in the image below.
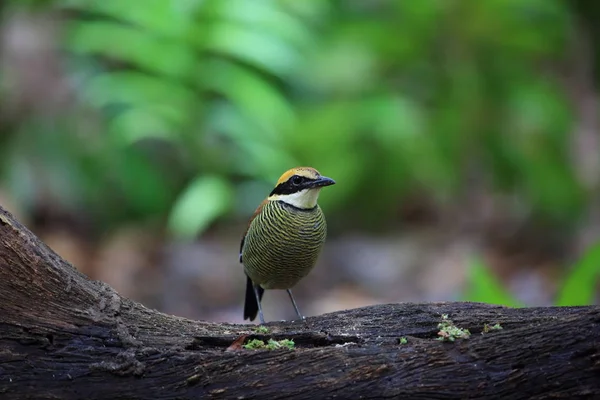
[239,167,336,324]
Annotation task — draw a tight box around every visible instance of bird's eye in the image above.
[292,176,303,185]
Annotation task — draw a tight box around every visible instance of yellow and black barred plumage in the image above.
[243,200,327,289]
[240,167,335,324]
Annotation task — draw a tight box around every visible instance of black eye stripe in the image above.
[270,175,315,196]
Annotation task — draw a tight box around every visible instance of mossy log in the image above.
[0,205,599,400]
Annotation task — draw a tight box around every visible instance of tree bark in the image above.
[0,205,599,400]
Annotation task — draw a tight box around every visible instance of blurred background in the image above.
[1,0,599,323]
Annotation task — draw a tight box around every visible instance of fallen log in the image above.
[0,205,598,399]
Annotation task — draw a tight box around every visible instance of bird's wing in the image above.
[239,199,269,263]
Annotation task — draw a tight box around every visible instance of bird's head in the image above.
[268,167,336,209]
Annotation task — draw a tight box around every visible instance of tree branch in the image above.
[0,205,599,399]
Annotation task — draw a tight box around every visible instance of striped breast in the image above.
[242,200,327,290]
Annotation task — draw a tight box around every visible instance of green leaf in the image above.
[236,140,298,181]
[556,243,600,306]
[82,71,195,110]
[108,105,185,146]
[64,0,196,38]
[65,21,196,80]
[463,257,523,307]
[196,21,302,79]
[212,0,314,52]
[203,60,295,139]
[168,175,234,239]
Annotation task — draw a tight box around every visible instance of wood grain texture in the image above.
[0,205,599,400]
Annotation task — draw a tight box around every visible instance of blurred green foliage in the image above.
[556,243,600,306]
[465,245,600,306]
[464,257,524,307]
[0,0,592,240]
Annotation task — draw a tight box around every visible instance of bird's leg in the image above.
[286,289,304,321]
[253,284,266,325]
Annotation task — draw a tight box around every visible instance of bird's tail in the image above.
[243,276,264,321]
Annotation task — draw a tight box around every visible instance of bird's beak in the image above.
[311,176,336,188]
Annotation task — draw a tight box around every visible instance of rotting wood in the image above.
[0,205,599,400]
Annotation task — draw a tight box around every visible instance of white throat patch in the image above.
[270,188,321,209]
